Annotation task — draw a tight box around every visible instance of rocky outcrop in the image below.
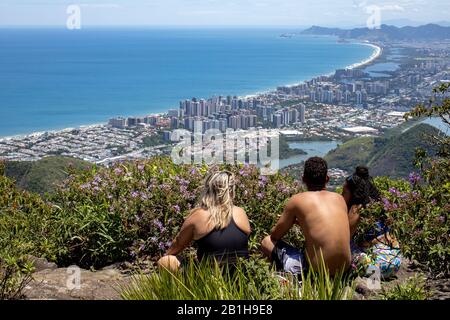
[23,258,132,300]
[353,259,450,300]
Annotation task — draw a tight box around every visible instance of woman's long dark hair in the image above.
[347,166,381,207]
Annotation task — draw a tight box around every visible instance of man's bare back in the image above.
[289,191,351,274]
[261,157,352,276]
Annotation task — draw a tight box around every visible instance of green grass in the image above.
[120,256,354,301]
[378,276,430,300]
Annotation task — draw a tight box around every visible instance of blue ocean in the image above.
[0,28,375,137]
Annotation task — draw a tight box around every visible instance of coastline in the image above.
[0,41,382,141]
[243,41,382,99]
[346,42,382,70]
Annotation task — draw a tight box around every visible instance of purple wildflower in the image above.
[239,169,249,177]
[114,167,124,176]
[382,198,391,211]
[388,187,398,195]
[153,219,164,231]
[256,192,265,200]
[173,205,181,213]
[409,172,421,185]
[160,184,171,191]
[140,192,148,201]
[131,191,139,198]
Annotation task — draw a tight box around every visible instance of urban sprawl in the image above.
[1,40,449,170]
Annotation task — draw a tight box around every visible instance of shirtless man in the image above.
[261,157,351,276]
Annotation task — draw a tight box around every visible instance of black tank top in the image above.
[196,217,249,264]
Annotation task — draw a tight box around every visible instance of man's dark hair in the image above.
[303,157,328,190]
[346,166,381,207]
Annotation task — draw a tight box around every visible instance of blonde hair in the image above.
[200,171,236,230]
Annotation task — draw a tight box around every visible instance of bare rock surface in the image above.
[23,261,132,300]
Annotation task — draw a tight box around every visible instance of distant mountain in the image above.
[324,123,442,178]
[434,21,450,27]
[4,156,91,195]
[301,24,450,41]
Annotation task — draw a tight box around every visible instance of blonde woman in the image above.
[157,171,251,272]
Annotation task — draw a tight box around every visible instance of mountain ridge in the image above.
[301,23,450,41]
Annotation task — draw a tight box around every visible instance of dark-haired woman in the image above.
[343,166,402,279]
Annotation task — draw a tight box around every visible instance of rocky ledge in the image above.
[23,257,132,300]
[22,257,448,300]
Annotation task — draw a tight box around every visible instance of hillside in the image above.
[4,156,91,195]
[324,123,441,178]
[301,24,450,41]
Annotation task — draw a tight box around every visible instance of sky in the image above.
[0,0,449,27]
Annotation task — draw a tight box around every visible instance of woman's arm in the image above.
[348,204,362,238]
[165,214,196,256]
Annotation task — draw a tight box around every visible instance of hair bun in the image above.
[355,166,370,179]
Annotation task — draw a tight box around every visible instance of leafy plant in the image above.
[378,275,430,300]
[0,245,34,300]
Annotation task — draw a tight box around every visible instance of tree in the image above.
[405,82,449,158]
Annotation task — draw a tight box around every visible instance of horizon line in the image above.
[0,21,447,29]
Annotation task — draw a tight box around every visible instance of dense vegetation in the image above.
[1,84,449,300]
[325,123,440,178]
[4,156,91,195]
[0,157,303,270]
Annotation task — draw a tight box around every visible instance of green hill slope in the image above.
[325,123,441,178]
[4,156,91,195]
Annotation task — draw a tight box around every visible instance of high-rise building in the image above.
[193,102,201,117]
[219,119,227,133]
[273,113,282,128]
[127,117,138,127]
[356,91,363,105]
[108,117,127,129]
[248,115,257,128]
[170,117,179,129]
[184,117,195,131]
[299,104,306,124]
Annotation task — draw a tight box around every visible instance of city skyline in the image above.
[0,0,449,27]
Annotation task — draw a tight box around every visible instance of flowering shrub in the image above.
[355,175,449,276]
[0,173,52,299]
[48,157,302,268]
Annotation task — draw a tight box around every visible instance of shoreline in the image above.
[0,41,382,141]
[242,41,382,99]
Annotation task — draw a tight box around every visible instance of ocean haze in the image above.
[0,27,375,137]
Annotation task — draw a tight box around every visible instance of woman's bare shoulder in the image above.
[186,207,209,222]
[233,206,251,234]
